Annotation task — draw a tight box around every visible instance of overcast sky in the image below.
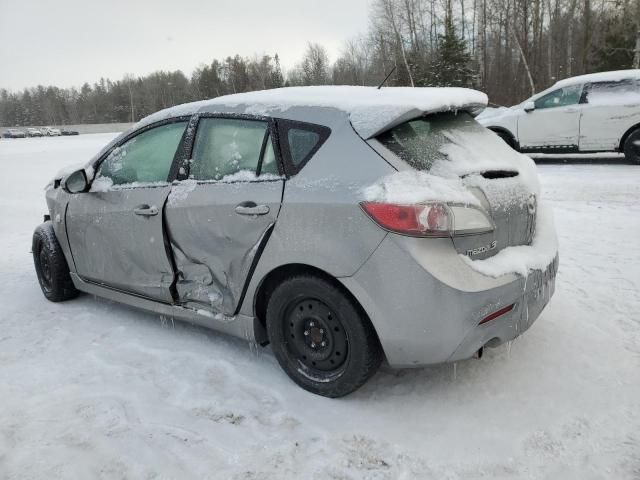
[0,0,371,91]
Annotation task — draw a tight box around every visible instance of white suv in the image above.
[478,69,640,163]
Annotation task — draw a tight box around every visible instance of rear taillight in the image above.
[359,202,450,237]
[360,202,494,237]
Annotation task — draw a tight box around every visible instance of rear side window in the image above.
[277,120,330,176]
[288,129,321,166]
[96,121,187,186]
[582,79,640,105]
[190,118,278,181]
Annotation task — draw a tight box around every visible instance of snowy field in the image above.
[0,134,638,479]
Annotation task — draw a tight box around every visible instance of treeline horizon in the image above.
[1,0,638,127]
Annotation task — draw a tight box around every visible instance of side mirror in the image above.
[63,169,89,194]
[524,101,535,112]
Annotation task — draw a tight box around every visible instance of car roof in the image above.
[135,86,488,139]
[553,69,640,89]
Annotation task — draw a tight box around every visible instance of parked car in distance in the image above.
[41,126,62,136]
[26,128,43,137]
[3,128,26,138]
[478,69,640,163]
[61,129,80,136]
[33,86,558,397]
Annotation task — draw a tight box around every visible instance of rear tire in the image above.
[266,274,382,397]
[32,222,79,302]
[623,129,640,164]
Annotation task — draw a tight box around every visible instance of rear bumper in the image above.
[447,256,557,361]
[340,234,558,368]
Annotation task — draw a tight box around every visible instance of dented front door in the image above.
[65,120,189,302]
[66,185,175,302]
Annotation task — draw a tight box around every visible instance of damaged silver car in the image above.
[33,87,558,397]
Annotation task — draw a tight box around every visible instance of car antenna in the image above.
[377,66,396,90]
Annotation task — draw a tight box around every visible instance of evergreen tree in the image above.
[427,9,475,88]
[593,11,635,72]
[271,54,284,88]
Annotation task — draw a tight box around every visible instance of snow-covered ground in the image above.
[0,134,638,479]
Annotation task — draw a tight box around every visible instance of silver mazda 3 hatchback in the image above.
[33,86,558,397]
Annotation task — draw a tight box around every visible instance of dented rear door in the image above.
[164,116,284,315]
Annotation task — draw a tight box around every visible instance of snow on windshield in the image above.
[475,106,510,120]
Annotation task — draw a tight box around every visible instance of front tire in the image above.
[266,275,382,397]
[623,129,640,164]
[32,222,79,302]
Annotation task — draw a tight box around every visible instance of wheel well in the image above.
[253,263,381,349]
[619,123,640,151]
[488,127,517,148]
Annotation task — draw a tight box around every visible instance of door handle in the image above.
[133,205,159,216]
[235,202,270,216]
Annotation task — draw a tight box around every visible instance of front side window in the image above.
[96,121,187,186]
[534,85,582,110]
[189,118,277,181]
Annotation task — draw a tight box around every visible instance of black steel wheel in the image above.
[32,221,79,302]
[284,297,349,379]
[266,274,382,397]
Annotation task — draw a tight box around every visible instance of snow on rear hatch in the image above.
[369,110,552,271]
[435,116,541,259]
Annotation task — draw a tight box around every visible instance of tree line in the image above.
[1,0,638,127]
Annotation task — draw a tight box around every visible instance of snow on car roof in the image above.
[553,69,640,88]
[137,86,488,139]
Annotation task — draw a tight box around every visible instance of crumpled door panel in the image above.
[165,179,283,315]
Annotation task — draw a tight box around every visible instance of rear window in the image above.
[582,79,640,105]
[377,112,483,171]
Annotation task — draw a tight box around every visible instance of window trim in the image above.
[90,116,191,188]
[276,119,331,177]
[183,113,285,183]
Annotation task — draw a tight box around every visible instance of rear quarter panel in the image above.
[579,104,640,151]
[238,109,394,317]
